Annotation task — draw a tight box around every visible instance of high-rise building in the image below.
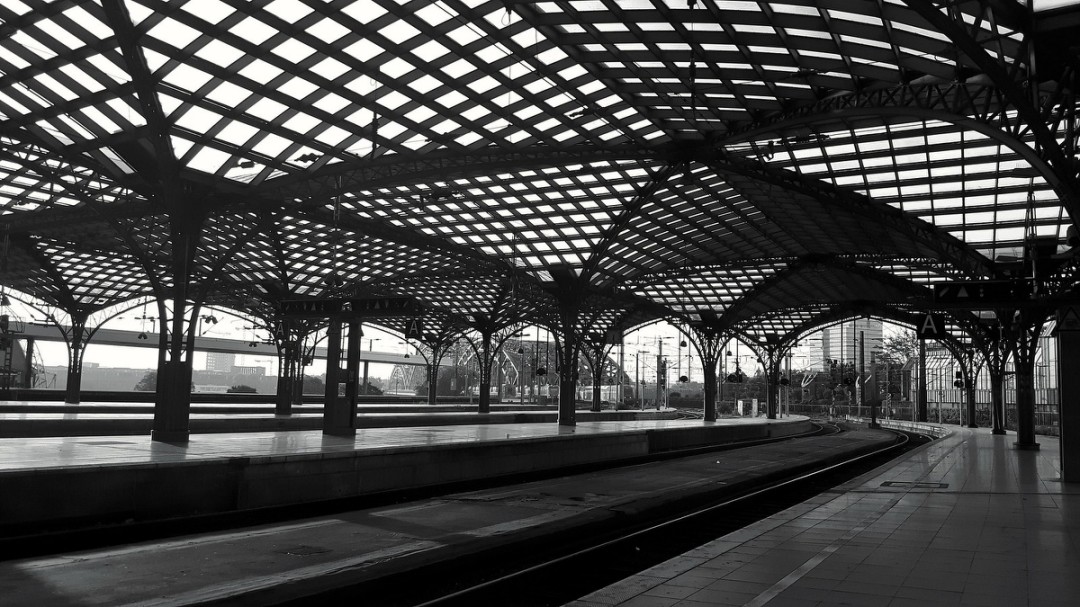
[820,318,884,374]
[205,352,235,373]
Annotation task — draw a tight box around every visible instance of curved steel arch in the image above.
[702,149,997,279]
[782,303,926,348]
[260,144,663,202]
[718,257,935,330]
[719,81,1080,222]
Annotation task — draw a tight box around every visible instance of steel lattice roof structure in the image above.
[2,0,1079,346]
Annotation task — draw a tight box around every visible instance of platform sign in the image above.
[404,317,424,338]
[281,297,417,318]
[933,280,1030,305]
[1056,307,1080,333]
[917,313,948,340]
[348,297,416,315]
[280,298,344,317]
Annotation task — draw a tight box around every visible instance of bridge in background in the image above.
[13,323,439,366]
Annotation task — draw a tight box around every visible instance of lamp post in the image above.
[514,332,530,406]
[518,344,526,407]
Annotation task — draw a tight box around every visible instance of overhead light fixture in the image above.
[237,160,255,169]
[295,152,320,163]
[137,332,148,340]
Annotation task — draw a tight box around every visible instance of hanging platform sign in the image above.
[281,297,418,318]
[933,280,1031,306]
[404,317,424,338]
[1055,307,1080,333]
[916,313,948,340]
[280,299,345,317]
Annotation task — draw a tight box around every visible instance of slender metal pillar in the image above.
[1056,307,1080,481]
[322,320,355,436]
[918,339,928,422]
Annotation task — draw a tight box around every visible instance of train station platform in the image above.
[0,401,679,437]
[0,415,811,533]
[0,417,885,607]
[571,423,1080,607]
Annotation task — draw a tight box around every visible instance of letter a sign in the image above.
[405,317,423,339]
[917,313,947,340]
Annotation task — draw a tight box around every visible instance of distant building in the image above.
[232,365,265,376]
[206,352,235,373]
[820,318,884,373]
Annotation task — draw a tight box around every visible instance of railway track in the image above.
[282,424,928,607]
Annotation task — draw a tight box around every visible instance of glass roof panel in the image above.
[0,0,1071,325]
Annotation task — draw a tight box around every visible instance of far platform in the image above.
[0,415,813,533]
[0,400,679,436]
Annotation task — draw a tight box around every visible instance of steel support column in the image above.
[1055,308,1080,481]
[63,312,89,404]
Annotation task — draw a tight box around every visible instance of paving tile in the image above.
[563,428,1080,606]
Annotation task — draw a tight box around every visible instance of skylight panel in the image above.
[180,0,235,25]
[187,145,232,174]
[410,74,443,95]
[380,20,422,43]
[11,31,57,60]
[568,1,608,10]
[253,132,294,157]
[3,0,30,16]
[34,18,86,51]
[246,95,289,120]
[206,80,252,107]
[381,57,415,79]
[162,63,213,93]
[310,57,351,80]
[238,58,284,83]
[312,92,350,113]
[216,120,259,146]
[414,39,451,63]
[416,2,454,26]
[270,38,316,62]
[231,17,278,45]
[307,18,351,43]
[84,53,130,84]
[194,40,246,68]
[443,58,477,79]
[341,0,389,24]
[147,17,203,49]
[34,73,78,102]
[0,45,31,70]
[840,34,891,50]
[80,105,121,134]
[266,0,314,24]
[467,75,499,94]
[282,111,319,135]
[57,64,106,94]
[375,89,409,110]
[174,104,225,133]
[436,90,468,108]
[446,24,484,46]
[278,76,319,99]
[0,91,29,115]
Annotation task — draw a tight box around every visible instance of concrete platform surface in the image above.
[569,424,1080,607]
[0,425,894,607]
[0,402,680,437]
[0,417,813,530]
[0,418,796,472]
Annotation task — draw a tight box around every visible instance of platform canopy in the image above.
[1,0,1079,345]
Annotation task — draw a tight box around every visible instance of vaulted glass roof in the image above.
[1,0,1077,346]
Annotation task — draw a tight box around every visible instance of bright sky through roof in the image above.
[1035,0,1080,11]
